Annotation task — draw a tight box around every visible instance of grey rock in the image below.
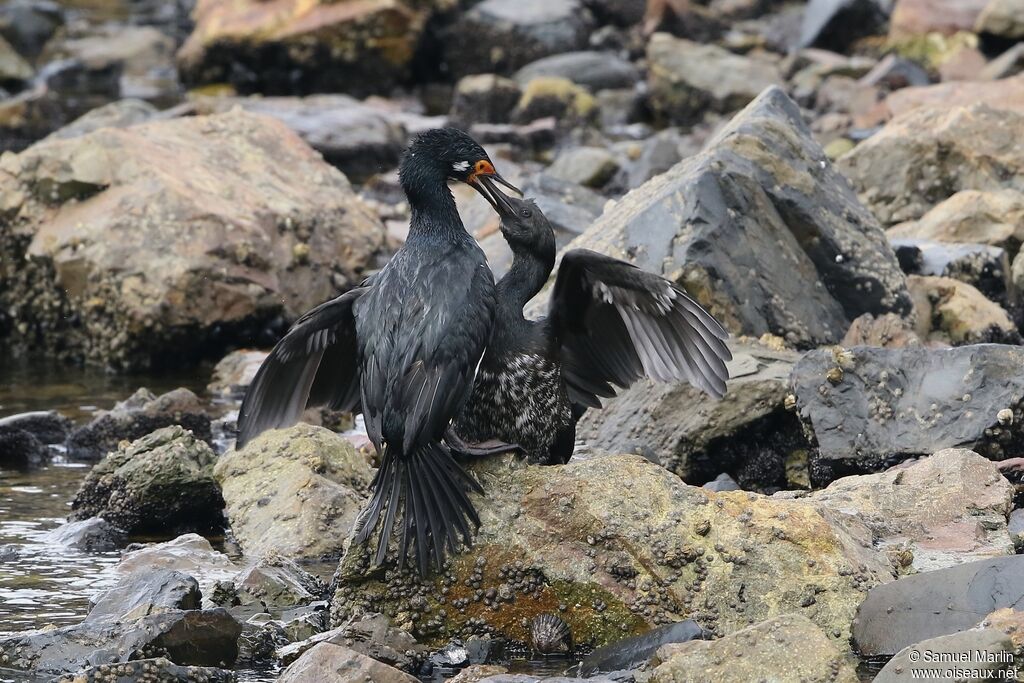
[580,620,706,675]
[565,86,910,348]
[791,345,1024,482]
[0,33,32,84]
[0,608,241,675]
[234,552,327,613]
[547,146,619,188]
[450,74,522,129]
[66,388,211,461]
[858,54,931,90]
[875,630,1016,682]
[276,612,420,668]
[0,409,72,444]
[0,0,63,60]
[514,51,639,91]
[853,556,1024,656]
[892,238,1014,308]
[799,0,891,51]
[44,98,159,141]
[278,642,417,683]
[840,312,922,348]
[41,517,127,551]
[54,657,235,683]
[0,425,49,467]
[87,569,201,623]
[620,129,690,190]
[443,0,595,78]
[576,343,804,492]
[112,534,238,603]
[702,473,741,492]
[70,425,224,536]
[207,349,268,399]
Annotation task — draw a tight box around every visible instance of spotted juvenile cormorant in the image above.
[454,192,732,465]
[236,128,520,575]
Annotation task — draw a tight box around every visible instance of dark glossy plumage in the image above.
[237,128,517,575]
[455,193,732,465]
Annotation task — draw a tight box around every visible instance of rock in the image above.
[838,104,1024,226]
[0,33,32,84]
[875,629,1016,682]
[566,87,911,348]
[42,24,179,104]
[277,612,420,668]
[884,73,1024,119]
[513,51,640,91]
[646,34,782,125]
[790,345,1024,481]
[213,424,372,561]
[0,608,241,675]
[334,452,892,647]
[650,614,858,683]
[234,552,327,612]
[982,607,1024,647]
[442,0,595,79]
[619,128,692,190]
[178,0,437,96]
[980,42,1024,79]
[0,424,49,467]
[976,0,1024,41]
[0,109,384,370]
[449,665,509,682]
[207,349,268,399]
[41,517,128,551]
[893,239,1013,308]
[87,569,201,623]
[449,75,522,129]
[520,172,606,236]
[887,190,1024,256]
[858,54,932,90]
[792,449,1015,572]
[54,657,235,683]
[511,76,596,125]
[44,99,159,142]
[841,312,922,348]
[580,620,706,675]
[853,556,1024,655]
[278,642,418,683]
[0,0,64,60]
[798,0,890,52]
[701,473,741,492]
[70,425,224,536]
[547,147,619,188]
[583,0,645,24]
[192,95,406,183]
[577,343,804,492]
[112,534,237,600]
[937,44,987,81]
[0,409,72,444]
[66,388,211,461]
[907,275,1017,345]
[889,0,988,37]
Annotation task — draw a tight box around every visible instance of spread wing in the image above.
[236,284,368,449]
[549,249,731,409]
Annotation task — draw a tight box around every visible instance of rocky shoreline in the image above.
[3,0,1024,680]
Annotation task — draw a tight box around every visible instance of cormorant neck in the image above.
[402,164,465,239]
[498,239,556,311]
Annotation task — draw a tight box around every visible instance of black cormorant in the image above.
[236,128,520,575]
[454,192,732,465]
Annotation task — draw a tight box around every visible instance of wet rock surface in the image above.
[0,109,384,370]
[42,517,127,552]
[565,87,910,349]
[278,641,419,683]
[334,452,891,648]
[791,345,1024,481]
[213,424,372,561]
[86,569,201,623]
[54,657,236,683]
[875,629,1016,682]
[70,425,224,536]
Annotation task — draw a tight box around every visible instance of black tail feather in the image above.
[354,441,483,575]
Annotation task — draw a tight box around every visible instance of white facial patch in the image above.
[452,160,471,173]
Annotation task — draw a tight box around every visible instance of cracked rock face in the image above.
[332,452,892,649]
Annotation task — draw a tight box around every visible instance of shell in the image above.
[530,614,573,654]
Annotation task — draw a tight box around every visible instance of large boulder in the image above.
[876,630,1016,682]
[86,569,201,623]
[278,641,418,683]
[441,0,595,79]
[333,453,892,648]
[70,426,224,536]
[65,387,211,461]
[177,0,438,96]
[0,109,384,370]
[883,74,1024,119]
[213,424,372,561]
[785,449,1015,572]
[110,534,238,601]
[838,104,1024,226]
[650,614,859,682]
[889,0,988,37]
[563,86,911,349]
[575,342,806,492]
[887,189,1024,257]
[646,34,783,126]
[906,275,1017,345]
[790,345,1024,482]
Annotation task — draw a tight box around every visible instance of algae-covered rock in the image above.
[70,425,224,535]
[213,424,372,561]
[55,657,236,683]
[650,614,859,683]
[512,76,596,125]
[332,453,891,648]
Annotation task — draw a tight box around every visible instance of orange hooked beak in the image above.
[468,159,521,213]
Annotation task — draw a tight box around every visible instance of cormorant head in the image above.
[494,192,556,256]
[399,128,520,208]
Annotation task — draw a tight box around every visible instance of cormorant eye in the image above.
[520,208,532,218]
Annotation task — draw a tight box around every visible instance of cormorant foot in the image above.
[445,427,522,458]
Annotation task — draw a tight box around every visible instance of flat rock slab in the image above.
[791,344,1024,476]
[853,556,1024,656]
[277,642,417,683]
[875,629,1017,682]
